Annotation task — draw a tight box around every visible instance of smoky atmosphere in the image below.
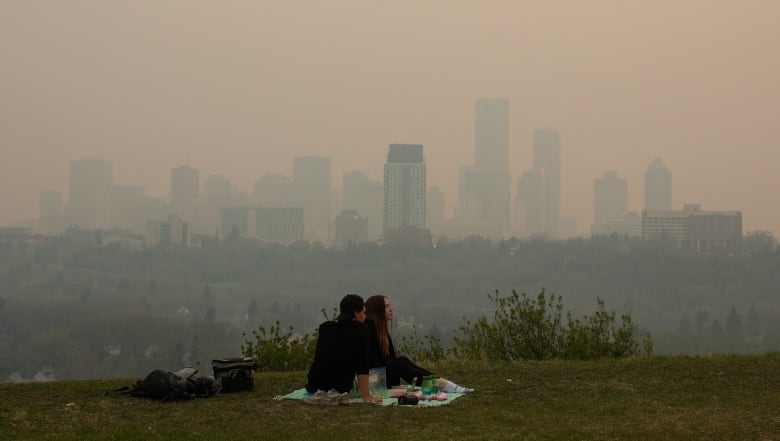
[1,0,779,233]
[1,1,779,382]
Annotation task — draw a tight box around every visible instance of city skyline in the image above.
[2,1,778,235]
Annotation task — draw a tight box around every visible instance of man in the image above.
[304,294,380,404]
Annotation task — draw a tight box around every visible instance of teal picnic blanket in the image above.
[278,388,465,406]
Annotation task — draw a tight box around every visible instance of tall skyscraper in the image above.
[253,173,296,207]
[38,190,62,235]
[427,186,445,233]
[358,180,383,240]
[516,168,543,236]
[383,144,426,236]
[201,173,232,234]
[472,98,511,232]
[170,166,199,207]
[342,170,370,211]
[66,158,113,229]
[293,156,332,242]
[593,171,628,224]
[644,157,672,211]
[517,129,561,238]
[170,165,199,222]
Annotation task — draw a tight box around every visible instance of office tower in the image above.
[516,168,543,236]
[427,186,445,233]
[38,190,62,235]
[254,173,296,207]
[110,184,148,232]
[66,158,113,229]
[170,166,199,207]
[532,128,561,238]
[146,214,190,248]
[293,156,332,242]
[472,98,511,232]
[255,207,305,243]
[343,170,384,239]
[593,171,628,224]
[219,206,304,243]
[170,166,199,223]
[334,209,369,247]
[358,180,383,240]
[343,170,370,211]
[642,204,741,255]
[200,174,232,234]
[383,144,426,235]
[644,157,672,211]
[459,166,492,222]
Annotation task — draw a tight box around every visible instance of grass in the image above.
[1,354,779,441]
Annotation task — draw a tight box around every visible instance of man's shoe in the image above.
[302,390,339,406]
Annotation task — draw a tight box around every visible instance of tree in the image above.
[206,306,216,323]
[724,306,743,336]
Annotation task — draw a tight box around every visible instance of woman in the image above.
[305,294,380,404]
[364,294,473,394]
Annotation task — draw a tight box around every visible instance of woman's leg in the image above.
[386,356,433,386]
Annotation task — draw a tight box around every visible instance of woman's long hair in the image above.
[365,295,390,359]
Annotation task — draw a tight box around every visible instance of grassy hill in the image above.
[1,354,779,441]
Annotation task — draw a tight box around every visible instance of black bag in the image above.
[112,367,219,401]
[212,357,258,393]
[116,369,192,402]
[179,368,221,398]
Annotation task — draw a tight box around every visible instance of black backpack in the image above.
[212,357,258,393]
[113,367,219,401]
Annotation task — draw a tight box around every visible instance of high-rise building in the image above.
[253,173,296,207]
[334,209,369,247]
[66,158,113,229]
[516,168,543,236]
[358,180,383,240]
[38,190,62,235]
[219,206,304,243]
[170,165,200,225]
[342,170,369,211]
[644,157,672,211]
[383,144,426,236]
[110,184,148,232]
[293,156,332,242]
[145,214,190,248]
[533,128,561,238]
[170,166,199,207]
[459,166,493,222]
[516,129,561,238]
[642,204,741,255]
[593,171,628,224]
[427,186,445,234]
[472,98,511,232]
[199,174,233,234]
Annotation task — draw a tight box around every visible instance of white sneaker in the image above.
[302,390,339,406]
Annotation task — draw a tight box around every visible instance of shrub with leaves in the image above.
[453,289,652,361]
[241,320,316,371]
[396,324,447,363]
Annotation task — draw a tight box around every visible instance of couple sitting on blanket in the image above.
[304,293,473,405]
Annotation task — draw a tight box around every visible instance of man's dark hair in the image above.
[337,294,364,322]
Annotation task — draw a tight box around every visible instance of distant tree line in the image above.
[0,232,778,379]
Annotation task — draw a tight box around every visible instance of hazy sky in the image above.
[2,0,778,234]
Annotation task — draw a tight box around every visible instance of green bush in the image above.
[396,324,447,363]
[241,320,316,371]
[453,289,652,361]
